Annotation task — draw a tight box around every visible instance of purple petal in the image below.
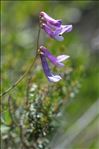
[40,12,73,41]
[42,23,73,41]
[54,25,72,41]
[40,11,62,27]
[40,46,65,67]
[42,24,55,38]
[53,28,64,41]
[42,24,64,41]
[40,53,52,77]
[40,53,61,82]
[40,46,57,64]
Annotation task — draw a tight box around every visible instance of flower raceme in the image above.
[39,46,70,82]
[39,12,72,82]
[39,11,73,41]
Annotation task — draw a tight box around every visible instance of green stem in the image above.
[1,56,37,97]
[1,27,41,97]
[36,25,41,52]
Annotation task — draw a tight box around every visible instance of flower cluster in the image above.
[39,11,72,41]
[39,12,72,82]
[39,46,69,82]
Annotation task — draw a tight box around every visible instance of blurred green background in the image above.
[1,1,99,149]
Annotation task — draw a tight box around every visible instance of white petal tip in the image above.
[48,75,62,82]
[57,55,70,62]
[54,35,64,41]
[67,25,73,32]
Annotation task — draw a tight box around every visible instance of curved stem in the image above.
[36,25,41,53]
[1,26,41,97]
[1,56,37,97]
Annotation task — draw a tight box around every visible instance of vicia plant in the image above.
[1,11,73,96]
[39,11,72,82]
[1,11,74,149]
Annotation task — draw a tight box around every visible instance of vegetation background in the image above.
[1,1,99,149]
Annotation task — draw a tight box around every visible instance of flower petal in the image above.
[59,25,73,35]
[42,24,64,41]
[54,34,64,41]
[40,46,65,67]
[40,12,73,41]
[40,46,57,63]
[40,53,52,77]
[48,75,62,82]
[57,55,70,62]
[40,11,62,27]
[54,25,72,41]
[40,53,61,82]
[42,24,54,38]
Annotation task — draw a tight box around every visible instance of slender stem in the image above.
[1,26,41,97]
[25,25,41,102]
[37,25,41,51]
[0,57,36,97]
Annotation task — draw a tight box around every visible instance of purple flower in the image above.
[39,46,69,82]
[40,46,69,67]
[40,11,62,27]
[40,53,62,82]
[39,11,73,41]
